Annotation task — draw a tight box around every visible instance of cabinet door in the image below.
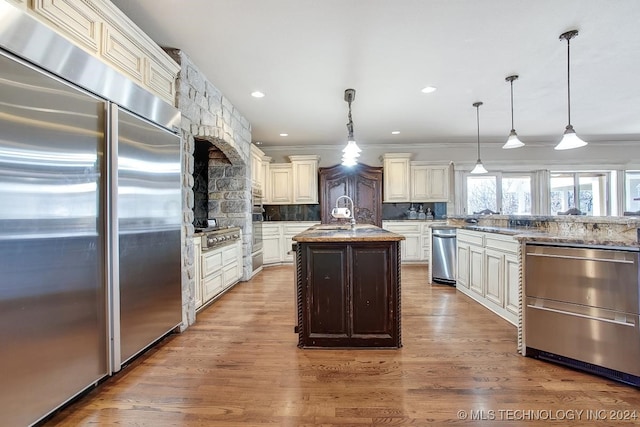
[305,246,349,337]
[193,239,203,309]
[351,245,395,338]
[352,169,383,227]
[504,253,520,317]
[410,166,430,201]
[402,235,421,261]
[292,159,318,204]
[251,150,261,188]
[469,246,484,296]
[263,235,282,264]
[383,156,410,202]
[456,243,470,289]
[484,248,504,306]
[268,165,293,204]
[428,166,450,201]
[203,271,223,301]
[33,0,101,53]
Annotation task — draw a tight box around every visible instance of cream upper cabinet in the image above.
[382,153,411,202]
[250,144,265,190]
[382,154,452,203]
[410,163,451,202]
[25,0,179,104]
[289,155,319,204]
[268,164,293,204]
[262,155,318,205]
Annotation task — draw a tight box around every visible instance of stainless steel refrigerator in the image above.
[0,4,182,425]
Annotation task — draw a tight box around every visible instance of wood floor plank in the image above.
[43,265,640,426]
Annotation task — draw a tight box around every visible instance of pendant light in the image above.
[470,102,488,174]
[555,30,587,150]
[502,75,524,149]
[341,88,361,166]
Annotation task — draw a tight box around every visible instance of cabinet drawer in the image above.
[457,229,483,246]
[202,250,223,277]
[283,223,317,234]
[203,272,223,300]
[222,244,238,264]
[485,234,518,253]
[223,262,239,287]
[262,223,282,236]
[383,223,421,234]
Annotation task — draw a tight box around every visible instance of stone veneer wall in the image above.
[166,49,252,330]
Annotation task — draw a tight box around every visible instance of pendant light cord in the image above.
[566,36,572,127]
[509,80,515,131]
[476,105,481,159]
[347,99,354,139]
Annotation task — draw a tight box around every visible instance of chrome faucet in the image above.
[331,195,356,229]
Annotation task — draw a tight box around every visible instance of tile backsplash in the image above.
[382,202,447,220]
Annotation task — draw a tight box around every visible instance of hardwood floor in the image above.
[45,265,640,426]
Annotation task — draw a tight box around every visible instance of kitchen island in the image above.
[292,224,404,348]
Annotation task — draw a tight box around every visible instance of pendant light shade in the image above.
[502,75,524,149]
[555,30,587,150]
[470,102,487,174]
[341,89,361,166]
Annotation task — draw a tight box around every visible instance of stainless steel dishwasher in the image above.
[431,226,457,285]
[524,243,640,386]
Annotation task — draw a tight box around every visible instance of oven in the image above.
[251,187,264,274]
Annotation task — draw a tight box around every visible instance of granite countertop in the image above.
[292,224,405,243]
[457,224,640,249]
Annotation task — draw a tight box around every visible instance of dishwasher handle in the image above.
[432,233,457,238]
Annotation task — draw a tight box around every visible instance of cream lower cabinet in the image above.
[382,221,422,263]
[193,237,202,308]
[263,222,319,265]
[197,239,243,310]
[456,229,519,326]
[262,223,283,265]
[456,242,470,289]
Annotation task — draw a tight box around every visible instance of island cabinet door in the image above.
[351,244,397,343]
[304,246,349,339]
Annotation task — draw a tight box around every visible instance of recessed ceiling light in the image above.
[255,141,263,145]
[391,131,400,135]
[251,91,265,98]
[421,86,437,94]
[279,133,288,137]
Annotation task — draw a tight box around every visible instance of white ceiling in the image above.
[111,0,640,150]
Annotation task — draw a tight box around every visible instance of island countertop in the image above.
[292,223,405,243]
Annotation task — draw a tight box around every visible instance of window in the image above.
[466,173,531,215]
[502,175,532,214]
[467,175,497,214]
[550,172,609,216]
[624,171,640,214]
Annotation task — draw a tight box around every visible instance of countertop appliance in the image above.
[0,6,181,425]
[431,226,457,285]
[198,227,242,251]
[525,243,640,386]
